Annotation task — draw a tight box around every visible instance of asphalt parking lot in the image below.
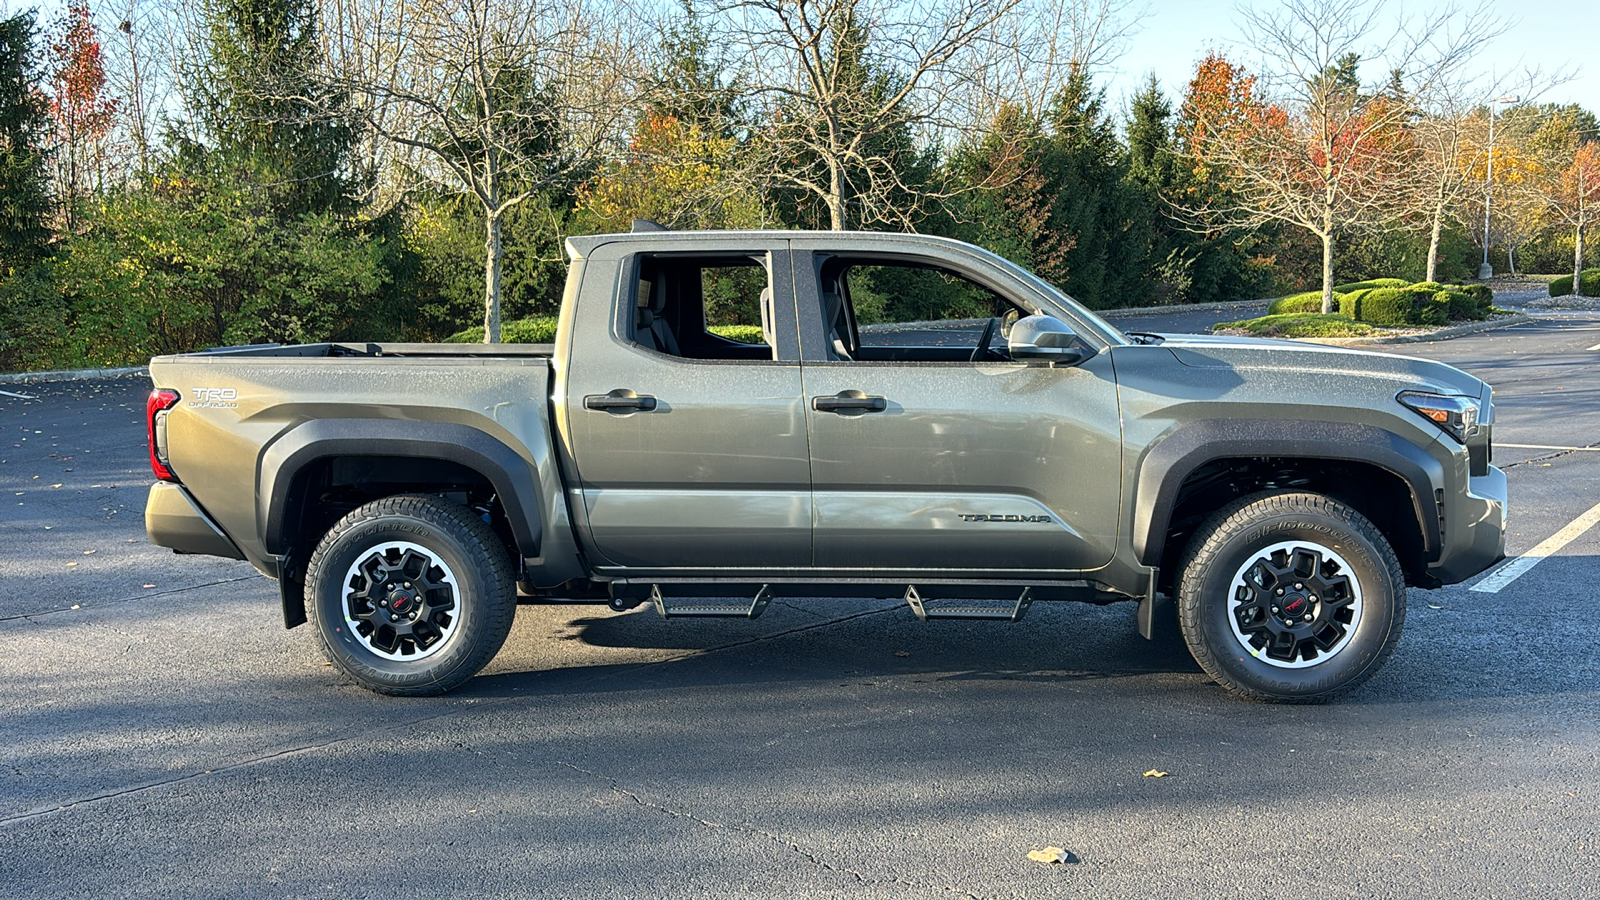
[3,311,1597,898]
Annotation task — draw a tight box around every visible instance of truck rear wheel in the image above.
[305,494,516,695]
[1176,491,1405,702]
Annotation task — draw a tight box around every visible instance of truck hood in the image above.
[1143,332,1489,400]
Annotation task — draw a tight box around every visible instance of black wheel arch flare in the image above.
[1133,419,1445,570]
[259,419,544,627]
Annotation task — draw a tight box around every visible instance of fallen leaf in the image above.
[894,650,911,658]
[1027,846,1075,864]
[82,549,95,555]
[70,604,80,610]
[66,562,78,567]
[50,483,62,488]
[142,584,156,589]
[1143,769,1168,778]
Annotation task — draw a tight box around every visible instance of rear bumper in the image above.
[145,483,247,560]
[1427,464,1507,585]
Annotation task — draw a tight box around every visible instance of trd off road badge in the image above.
[189,387,238,409]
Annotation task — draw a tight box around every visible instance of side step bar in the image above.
[651,584,772,619]
[905,585,1033,622]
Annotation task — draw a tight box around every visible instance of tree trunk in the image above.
[827,158,845,231]
[1320,231,1335,315]
[484,209,503,343]
[1576,217,1587,299]
[1425,201,1444,284]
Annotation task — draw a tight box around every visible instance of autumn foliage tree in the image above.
[1177,0,1495,313]
[47,1,117,229]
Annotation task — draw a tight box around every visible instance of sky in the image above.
[1098,0,1597,113]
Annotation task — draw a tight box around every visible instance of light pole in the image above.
[1480,95,1521,280]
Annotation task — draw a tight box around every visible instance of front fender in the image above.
[1131,418,1445,567]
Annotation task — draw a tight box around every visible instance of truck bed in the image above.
[181,341,556,360]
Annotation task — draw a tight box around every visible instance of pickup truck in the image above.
[144,228,1507,701]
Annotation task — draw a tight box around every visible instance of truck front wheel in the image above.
[1176,491,1406,702]
[305,494,516,695]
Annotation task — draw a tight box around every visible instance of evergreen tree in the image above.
[0,11,51,273]
[184,0,353,214]
[1038,67,1152,307]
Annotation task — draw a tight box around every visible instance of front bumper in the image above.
[145,483,246,560]
[1427,464,1507,584]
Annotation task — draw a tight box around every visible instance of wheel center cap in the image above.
[390,590,416,613]
[1281,593,1310,617]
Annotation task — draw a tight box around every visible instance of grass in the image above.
[1213,313,1382,339]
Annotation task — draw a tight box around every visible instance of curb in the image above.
[1295,314,1532,346]
[1101,299,1270,319]
[0,365,148,385]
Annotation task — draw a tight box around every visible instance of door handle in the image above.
[813,391,887,414]
[585,390,657,412]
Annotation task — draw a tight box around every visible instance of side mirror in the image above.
[1008,315,1089,366]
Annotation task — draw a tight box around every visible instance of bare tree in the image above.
[979,0,1142,122]
[1177,0,1500,313]
[313,0,636,341]
[717,0,1024,231]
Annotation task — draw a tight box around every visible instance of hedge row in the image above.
[444,316,560,343]
[1549,269,1600,297]
[1340,284,1490,326]
[443,318,767,345]
[1333,278,1409,293]
[1267,290,1347,315]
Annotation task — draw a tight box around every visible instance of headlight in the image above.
[1397,391,1481,444]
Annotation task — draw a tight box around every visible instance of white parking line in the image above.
[1497,443,1600,451]
[0,389,36,400]
[1587,342,1600,351]
[1469,499,1600,593]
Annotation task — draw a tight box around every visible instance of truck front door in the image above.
[791,244,1123,575]
[561,239,812,572]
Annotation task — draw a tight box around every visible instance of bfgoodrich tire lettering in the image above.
[1177,491,1405,702]
[306,494,515,696]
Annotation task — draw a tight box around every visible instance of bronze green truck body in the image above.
[145,230,1507,672]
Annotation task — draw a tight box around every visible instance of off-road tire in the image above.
[306,494,516,696]
[1177,491,1405,702]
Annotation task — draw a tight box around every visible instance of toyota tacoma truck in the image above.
[144,228,1507,701]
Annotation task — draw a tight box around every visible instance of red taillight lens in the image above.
[147,388,180,482]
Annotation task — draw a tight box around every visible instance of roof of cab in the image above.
[563,229,985,261]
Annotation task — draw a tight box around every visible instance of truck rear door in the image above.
[561,237,812,571]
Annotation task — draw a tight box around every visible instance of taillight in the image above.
[147,388,180,482]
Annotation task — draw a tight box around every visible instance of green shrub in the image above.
[709,324,766,343]
[1268,291,1335,314]
[1549,269,1600,296]
[1417,295,1450,326]
[445,315,559,343]
[1453,283,1493,306]
[1338,288,1370,319]
[1334,277,1409,293]
[1408,281,1445,293]
[1438,290,1485,322]
[1353,288,1417,326]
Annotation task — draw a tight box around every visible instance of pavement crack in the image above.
[0,706,472,828]
[555,760,982,898]
[1504,440,1600,469]
[0,576,258,623]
